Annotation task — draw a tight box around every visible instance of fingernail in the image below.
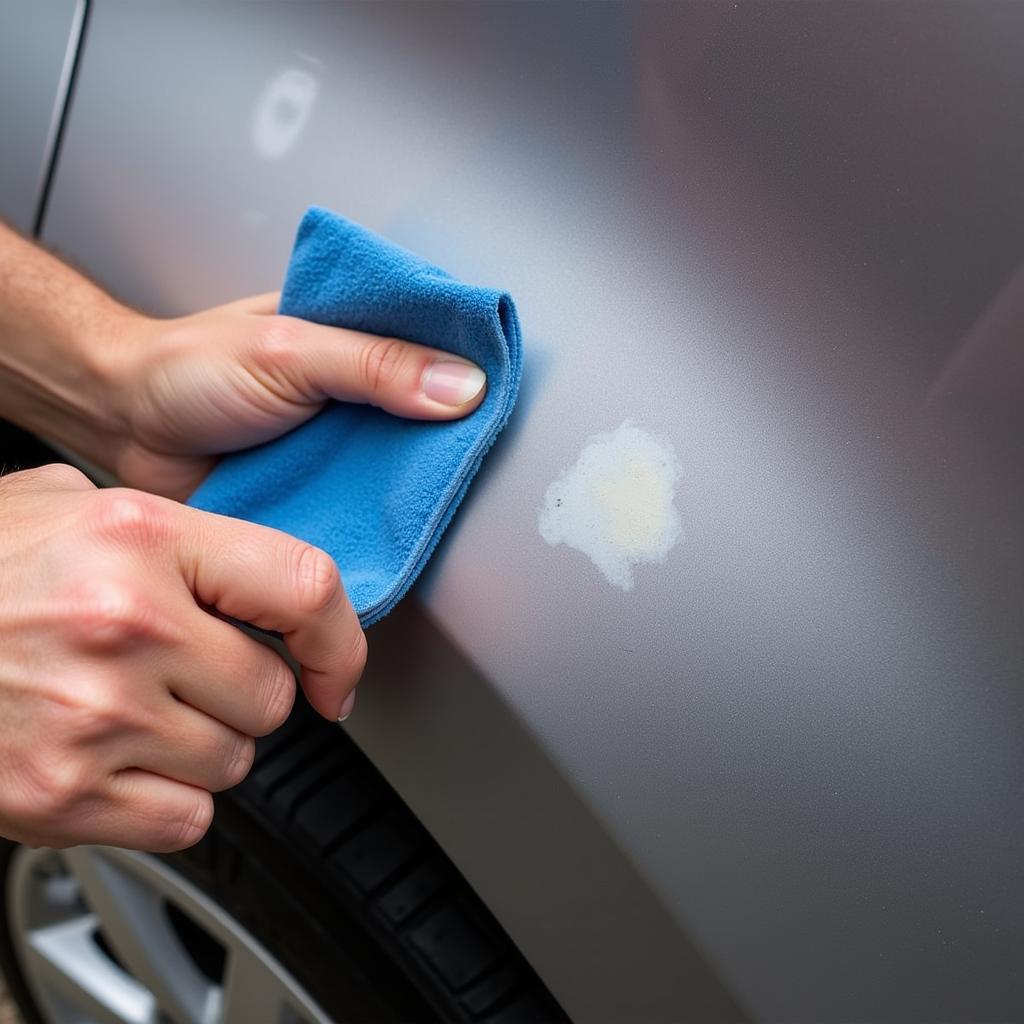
[338,690,356,723]
[421,360,486,406]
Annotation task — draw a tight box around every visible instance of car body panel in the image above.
[0,0,84,233]
[37,3,1024,1020]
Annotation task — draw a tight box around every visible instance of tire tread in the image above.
[237,699,567,1023]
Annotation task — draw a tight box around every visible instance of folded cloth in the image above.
[188,207,522,626]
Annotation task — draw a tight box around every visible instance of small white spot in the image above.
[251,68,318,161]
[539,420,682,591]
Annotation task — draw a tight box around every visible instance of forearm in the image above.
[0,221,135,469]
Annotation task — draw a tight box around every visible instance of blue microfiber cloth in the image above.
[188,207,522,626]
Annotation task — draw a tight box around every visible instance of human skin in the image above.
[0,222,486,851]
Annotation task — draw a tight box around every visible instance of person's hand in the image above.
[0,464,364,851]
[0,226,486,499]
[104,293,487,499]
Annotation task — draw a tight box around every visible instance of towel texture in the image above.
[188,207,522,625]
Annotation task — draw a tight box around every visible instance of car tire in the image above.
[0,696,567,1024]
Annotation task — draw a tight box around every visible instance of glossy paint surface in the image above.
[0,0,83,232]
[41,3,1024,1020]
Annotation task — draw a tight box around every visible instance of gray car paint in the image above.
[27,2,1024,1020]
[0,0,84,233]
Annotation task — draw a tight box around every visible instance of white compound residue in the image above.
[538,420,682,591]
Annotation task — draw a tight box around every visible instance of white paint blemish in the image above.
[251,68,318,160]
[539,420,682,591]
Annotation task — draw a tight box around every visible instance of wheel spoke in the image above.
[218,943,294,1024]
[10,845,330,1024]
[25,914,157,1024]
[62,846,217,1024]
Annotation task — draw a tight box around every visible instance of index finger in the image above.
[174,505,366,720]
[214,291,281,316]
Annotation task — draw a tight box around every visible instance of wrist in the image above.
[0,223,157,476]
[0,300,147,472]
[84,305,153,422]
[63,305,159,471]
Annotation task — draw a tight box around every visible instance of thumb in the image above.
[252,315,488,420]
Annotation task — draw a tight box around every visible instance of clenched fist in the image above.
[0,465,364,852]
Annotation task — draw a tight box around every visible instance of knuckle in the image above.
[358,336,407,395]
[292,543,340,615]
[346,626,369,682]
[221,735,256,789]
[62,686,126,743]
[36,669,131,745]
[32,761,90,819]
[255,663,296,735]
[85,489,170,549]
[255,315,303,361]
[167,795,214,851]
[64,577,158,651]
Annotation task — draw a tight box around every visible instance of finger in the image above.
[175,507,366,720]
[239,291,281,315]
[85,770,214,853]
[167,603,295,736]
[254,317,488,419]
[4,462,94,493]
[119,697,255,793]
[210,291,281,316]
